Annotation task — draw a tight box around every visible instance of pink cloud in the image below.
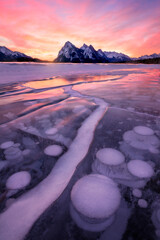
[0,0,159,60]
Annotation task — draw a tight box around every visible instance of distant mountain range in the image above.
[0,46,40,62]
[54,41,160,63]
[0,43,160,63]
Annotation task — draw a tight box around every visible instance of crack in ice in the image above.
[0,87,108,240]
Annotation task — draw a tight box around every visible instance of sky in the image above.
[0,0,160,60]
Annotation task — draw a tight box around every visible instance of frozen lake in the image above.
[0,63,160,240]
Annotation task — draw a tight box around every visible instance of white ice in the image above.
[127,160,154,178]
[96,148,125,166]
[71,174,121,219]
[133,126,154,136]
[44,145,63,157]
[6,171,31,190]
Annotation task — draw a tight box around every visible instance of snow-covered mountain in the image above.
[0,46,38,62]
[54,41,131,63]
[55,41,84,63]
[136,53,160,60]
[104,51,131,62]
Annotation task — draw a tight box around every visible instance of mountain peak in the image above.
[88,45,96,51]
[80,44,88,50]
[63,41,75,48]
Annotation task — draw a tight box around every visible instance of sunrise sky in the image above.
[0,0,160,60]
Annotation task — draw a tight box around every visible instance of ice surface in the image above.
[0,63,160,239]
[0,161,8,171]
[6,171,31,190]
[71,174,121,219]
[100,200,131,240]
[127,160,154,178]
[96,148,125,166]
[44,145,63,156]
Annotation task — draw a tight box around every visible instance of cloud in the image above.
[0,0,159,60]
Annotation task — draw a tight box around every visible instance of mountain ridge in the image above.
[54,41,160,63]
[54,41,130,63]
[0,46,41,62]
[0,43,159,63]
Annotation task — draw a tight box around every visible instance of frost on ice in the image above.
[70,174,121,231]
